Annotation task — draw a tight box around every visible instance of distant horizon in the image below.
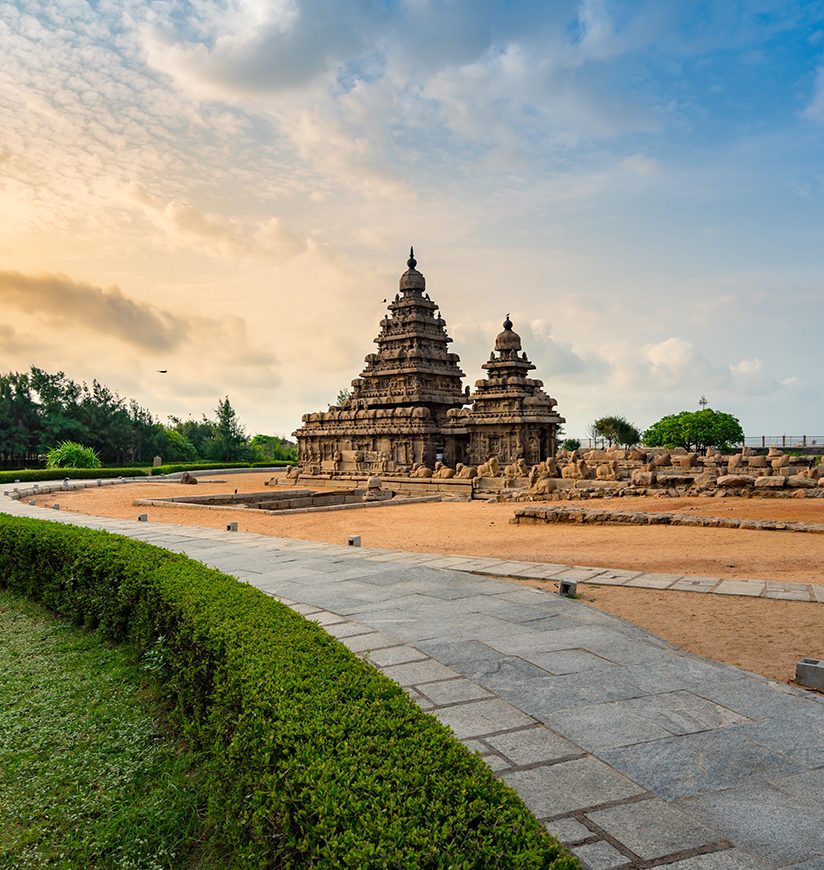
[2,2,823,437]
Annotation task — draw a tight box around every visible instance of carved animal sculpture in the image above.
[411,464,434,478]
[504,458,529,478]
[433,461,455,479]
[530,475,555,496]
[561,459,590,480]
[477,456,500,477]
[595,461,620,481]
[455,463,478,479]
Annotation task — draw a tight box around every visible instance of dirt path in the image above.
[33,474,823,685]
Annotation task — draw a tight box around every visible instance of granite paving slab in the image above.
[501,756,647,817]
[431,697,536,739]
[678,780,824,865]
[571,839,632,869]
[600,729,805,800]
[585,799,728,861]
[483,726,583,766]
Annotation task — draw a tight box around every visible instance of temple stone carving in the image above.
[293,250,565,474]
[444,315,564,466]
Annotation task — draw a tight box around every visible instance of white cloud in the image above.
[643,337,696,374]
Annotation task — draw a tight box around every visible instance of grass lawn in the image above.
[0,587,221,869]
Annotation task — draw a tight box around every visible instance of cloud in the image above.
[144,0,381,99]
[730,357,763,376]
[804,66,824,122]
[124,183,310,259]
[0,270,187,352]
[643,337,696,374]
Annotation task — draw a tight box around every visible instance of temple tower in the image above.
[448,316,564,465]
[294,250,468,472]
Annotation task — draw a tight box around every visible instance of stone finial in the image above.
[400,245,425,291]
[495,314,522,352]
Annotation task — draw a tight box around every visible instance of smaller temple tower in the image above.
[446,316,564,465]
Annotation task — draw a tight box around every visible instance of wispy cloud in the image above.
[0,270,187,351]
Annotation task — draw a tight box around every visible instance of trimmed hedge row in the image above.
[0,515,576,869]
[0,467,149,484]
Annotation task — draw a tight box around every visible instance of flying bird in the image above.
[157,370,168,374]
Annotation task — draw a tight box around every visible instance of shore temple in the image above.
[294,249,564,474]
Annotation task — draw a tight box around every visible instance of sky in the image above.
[2,1,824,441]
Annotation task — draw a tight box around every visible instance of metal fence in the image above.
[569,436,824,450]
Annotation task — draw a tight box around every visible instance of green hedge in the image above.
[250,460,296,468]
[0,515,575,869]
[0,467,148,484]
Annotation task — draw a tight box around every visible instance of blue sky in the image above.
[1,0,823,439]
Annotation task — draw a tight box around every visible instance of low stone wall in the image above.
[511,505,824,534]
[290,473,475,498]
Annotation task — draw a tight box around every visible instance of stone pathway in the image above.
[2,494,824,868]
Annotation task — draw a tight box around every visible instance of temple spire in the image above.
[407,246,416,269]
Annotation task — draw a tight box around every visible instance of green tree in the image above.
[643,409,744,452]
[592,416,642,447]
[161,428,199,462]
[204,396,249,461]
[249,434,297,463]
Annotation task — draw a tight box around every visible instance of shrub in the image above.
[0,516,576,869]
[561,438,581,451]
[45,441,102,469]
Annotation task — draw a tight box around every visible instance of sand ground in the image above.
[34,473,823,685]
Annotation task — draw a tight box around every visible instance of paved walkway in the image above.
[2,495,823,869]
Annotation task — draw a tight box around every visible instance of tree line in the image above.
[0,367,296,468]
[574,410,745,453]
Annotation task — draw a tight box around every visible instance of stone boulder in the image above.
[179,472,198,485]
[747,455,768,469]
[653,453,672,467]
[716,474,756,488]
[771,455,790,469]
[727,454,744,471]
[672,453,698,468]
[631,470,657,486]
[755,475,785,489]
[787,474,818,489]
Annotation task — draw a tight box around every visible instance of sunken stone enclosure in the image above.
[293,250,565,474]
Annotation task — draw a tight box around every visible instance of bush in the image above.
[250,460,295,468]
[561,438,581,451]
[45,441,102,469]
[0,516,575,869]
[0,467,148,484]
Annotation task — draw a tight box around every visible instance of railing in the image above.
[569,436,824,450]
[743,436,823,448]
